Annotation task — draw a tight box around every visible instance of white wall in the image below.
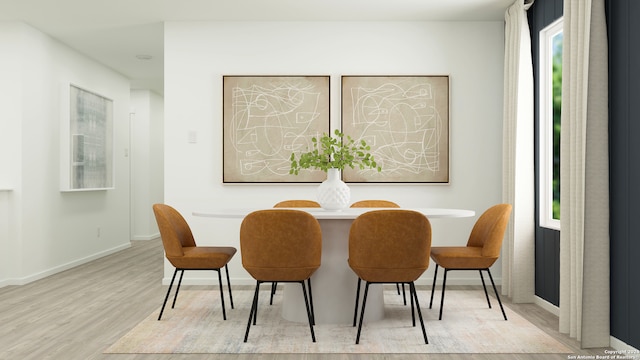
[130,90,164,240]
[163,21,505,285]
[0,22,132,286]
[0,22,22,284]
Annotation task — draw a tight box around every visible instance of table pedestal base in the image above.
[282,219,384,324]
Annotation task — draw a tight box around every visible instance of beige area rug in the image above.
[105,289,571,354]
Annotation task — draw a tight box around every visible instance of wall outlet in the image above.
[97,227,101,237]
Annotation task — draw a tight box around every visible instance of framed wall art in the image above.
[341,75,449,183]
[61,84,114,191]
[223,76,330,183]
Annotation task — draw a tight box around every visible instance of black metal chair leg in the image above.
[438,269,448,320]
[429,264,439,309]
[225,264,234,309]
[307,278,315,325]
[409,282,416,326]
[172,269,185,308]
[270,282,276,305]
[301,281,316,342]
[217,269,227,320]
[402,283,407,305]
[158,268,179,320]
[353,278,361,327]
[244,281,260,342]
[410,282,428,344]
[486,269,508,320]
[396,283,407,305]
[355,282,370,344]
[253,282,260,325]
[479,269,492,309]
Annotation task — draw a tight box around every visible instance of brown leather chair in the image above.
[350,199,407,303]
[274,199,321,208]
[429,203,512,321]
[268,199,320,304]
[240,209,322,342]
[350,200,400,208]
[152,203,237,321]
[348,210,431,344]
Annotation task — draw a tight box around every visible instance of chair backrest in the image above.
[152,204,196,261]
[240,209,322,281]
[466,204,513,258]
[274,200,321,208]
[349,210,431,283]
[350,200,400,208]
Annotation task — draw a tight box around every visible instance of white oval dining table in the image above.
[193,207,475,324]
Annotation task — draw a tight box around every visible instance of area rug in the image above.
[105,289,571,354]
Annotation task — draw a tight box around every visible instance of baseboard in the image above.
[131,232,160,241]
[3,243,131,287]
[610,336,640,353]
[530,301,638,353]
[423,277,500,286]
[164,276,502,287]
[163,277,257,286]
[534,295,559,316]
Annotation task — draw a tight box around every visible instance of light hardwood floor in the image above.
[0,239,610,360]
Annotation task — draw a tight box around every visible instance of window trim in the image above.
[538,17,562,231]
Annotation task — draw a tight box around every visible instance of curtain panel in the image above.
[501,0,535,304]
[559,0,610,348]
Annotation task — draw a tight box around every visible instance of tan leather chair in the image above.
[350,199,407,304]
[274,199,321,208]
[429,204,512,320]
[152,203,237,321]
[240,209,322,342]
[350,200,400,208]
[348,210,431,344]
[269,199,320,304]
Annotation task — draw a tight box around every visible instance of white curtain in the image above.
[501,0,535,304]
[559,0,609,348]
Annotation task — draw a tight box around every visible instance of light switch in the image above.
[188,130,197,144]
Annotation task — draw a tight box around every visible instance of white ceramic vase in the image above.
[317,168,350,211]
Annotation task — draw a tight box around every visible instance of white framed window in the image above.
[539,17,563,230]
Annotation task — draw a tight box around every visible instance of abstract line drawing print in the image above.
[342,76,449,183]
[223,76,329,183]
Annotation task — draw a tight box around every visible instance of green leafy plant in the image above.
[289,129,382,175]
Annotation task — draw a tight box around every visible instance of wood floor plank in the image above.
[0,239,611,360]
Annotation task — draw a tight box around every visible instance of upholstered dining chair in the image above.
[349,199,407,304]
[274,199,321,208]
[428,203,512,321]
[240,209,322,342]
[348,209,431,344]
[350,200,400,208]
[152,203,237,321]
[269,199,321,304]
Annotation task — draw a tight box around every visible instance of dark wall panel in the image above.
[608,0,630,344]
[608,0,640,349]
[529,0,563,307]
[529,0,640,348]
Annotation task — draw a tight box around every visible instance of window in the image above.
[539,18,563,230]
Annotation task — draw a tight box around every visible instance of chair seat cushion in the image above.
[430,246,497,269]
[168,246,237,269]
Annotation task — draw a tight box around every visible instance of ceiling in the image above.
[0,0,512,95]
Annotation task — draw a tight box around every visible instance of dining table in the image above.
[193,206,475,324]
